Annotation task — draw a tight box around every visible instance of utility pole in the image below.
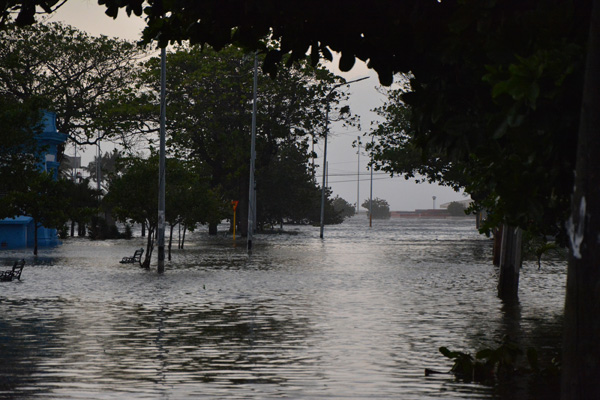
[157,47,167,273]
[369,136,374,227]
[320,76,369,238]
[356,136,360,214]
[247,53,258,251]
[96,133,101,199]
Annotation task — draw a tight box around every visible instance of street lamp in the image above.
[157,46,167,273]
[320,76,369,238]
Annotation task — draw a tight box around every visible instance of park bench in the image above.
[120,248,144,265]
[0,259,25,282]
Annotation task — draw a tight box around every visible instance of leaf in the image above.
[320,45,333,62]
[339,51,356,72]
[439,346,455,358]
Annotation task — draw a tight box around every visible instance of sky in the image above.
[46,0,467,211]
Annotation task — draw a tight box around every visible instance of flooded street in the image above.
[0,217,566,399]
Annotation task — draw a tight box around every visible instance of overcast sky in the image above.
[47,0,467,211]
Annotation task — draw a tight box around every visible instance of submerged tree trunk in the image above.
[497,224,522,302]
[238,195,249,237]
[493,225,503,266]
[141,225,155,269]
[33,220,39,256]
[562,1,600,398]
[77,221,85,237]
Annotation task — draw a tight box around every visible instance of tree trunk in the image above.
[497,224,522,302]
[141,221,146,237]
[141,226,154,269]
[33,220,38,256]
[208,222,218,235]
[562,1,600,397]
[70,220,75,237]
[238,195,249,237]
[178,224,182,249]
[168,223,174,261]
[77,221,85,236]
[181,226,187,248]
[493,225,503,266]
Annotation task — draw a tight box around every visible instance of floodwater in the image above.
[0,217,566,399]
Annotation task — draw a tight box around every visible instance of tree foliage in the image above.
[0,22,148,146]
[0,95,45,194]
[447,202,467,217]
[362,197,390,220]
[6,1,599,396]
[105,155,222,267]
[366,2,588,240]
[332,196,355,221]
[138,45,355,232]
[0,172,70,255]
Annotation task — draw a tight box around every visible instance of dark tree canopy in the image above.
[0,22,148,146]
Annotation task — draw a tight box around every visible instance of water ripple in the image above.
[0,217,564,399]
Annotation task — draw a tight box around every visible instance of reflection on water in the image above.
[0,217,565,399]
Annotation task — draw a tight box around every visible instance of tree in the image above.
[62,177,100,237]
[561,2,600,397]
[0,22,149,146]
[332,196,355,220]
[0,96,44,194]
[362,197,390,220]
[0,1,65,27]
[138,45,355,235]
[163,158,225,259]
[367,86,468,192]
[0,172,70,255]
[446,202,467,217]
[105,155,222,267]
[10,1,600,395]
[255,138,343,228]
[85,149,123,192]
[105,156,158,268]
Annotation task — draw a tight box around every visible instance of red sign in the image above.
[231,200,239,211]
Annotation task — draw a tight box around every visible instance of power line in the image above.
[327,177,392,184]
[326,172,389,177]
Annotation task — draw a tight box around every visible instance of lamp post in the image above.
[320,76,369,238]
[157,46,166,273]
[356,135,360,215]
[247,53,258,251]
[369,136,374,227]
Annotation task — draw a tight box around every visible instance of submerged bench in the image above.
[120,248,144,265]
[0,259,25,282]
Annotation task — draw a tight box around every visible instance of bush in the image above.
[447,201,467,216]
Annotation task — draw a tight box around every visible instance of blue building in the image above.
[0,111,68,250]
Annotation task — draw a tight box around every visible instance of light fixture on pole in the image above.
[320,76,369,239]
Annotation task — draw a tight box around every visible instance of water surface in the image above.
[0,217,566,399]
